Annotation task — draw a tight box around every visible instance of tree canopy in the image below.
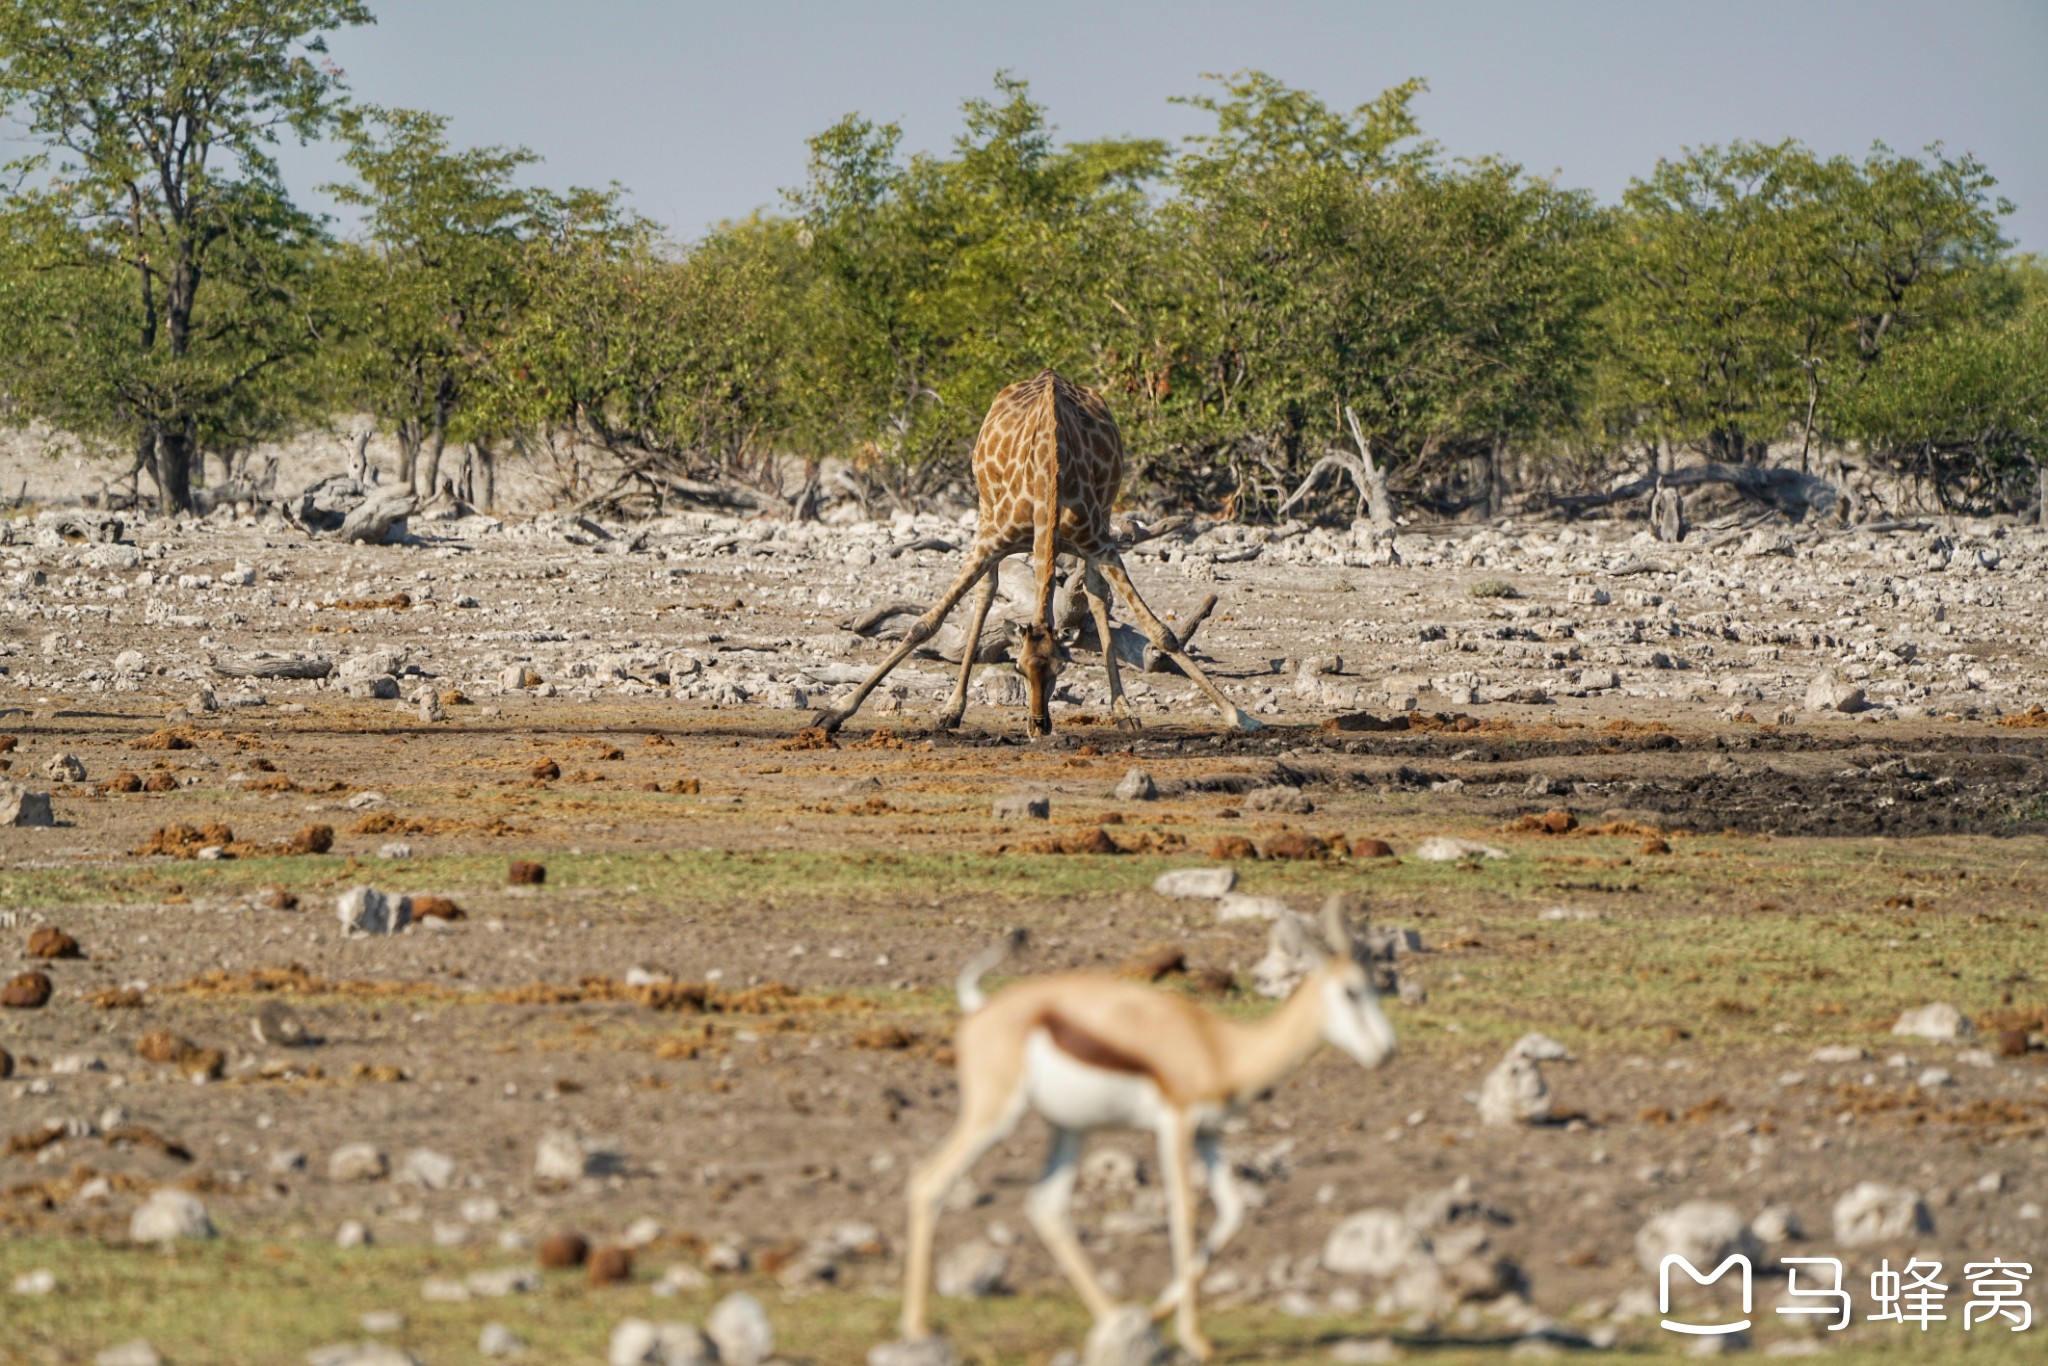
[0,22,2038,520]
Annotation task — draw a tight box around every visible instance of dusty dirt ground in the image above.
[2,496,2047,1364]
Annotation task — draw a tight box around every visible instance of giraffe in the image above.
[812,370,1261,737]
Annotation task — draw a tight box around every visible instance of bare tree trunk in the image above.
[1344,407,1396,535]
[152,422,195,515]
[472,442,497,513]
[1650,484,1684,542]
[344,426,373,484]
[396,418,420,489]
[417,423,447,500]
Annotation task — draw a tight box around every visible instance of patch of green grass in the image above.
[1468,578,1521,599]
[0,1237,2034,1364]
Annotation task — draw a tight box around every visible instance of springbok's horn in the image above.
[1321,892,1358,961]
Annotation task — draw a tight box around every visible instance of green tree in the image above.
[1842,257,2048,515]
[1595,140,2010,471]
[1150,72,1605,516]
[324,106,536,498]
[0,0,371,512]
[793,75,1168,494]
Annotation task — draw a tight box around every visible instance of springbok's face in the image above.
[1013,621,1064,737]
[1318,960,1397,1069]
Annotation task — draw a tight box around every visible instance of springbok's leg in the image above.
[1153,1113,1213,1360]
[814,539,1005,735]
[1081,562,1137,731]
[937,555,1005,731]
[1155,1131,1245,1312]
[902,1084,1027,1340]
[1094,553,1261,732]
[1024,1128,1118,1322]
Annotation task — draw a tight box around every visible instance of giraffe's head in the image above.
[1010,620,1065,737]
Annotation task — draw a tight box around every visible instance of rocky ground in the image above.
[1,494,2046,1365]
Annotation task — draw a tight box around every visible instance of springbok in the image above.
[899,900,1398,1359]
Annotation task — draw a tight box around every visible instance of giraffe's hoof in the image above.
[934,711,964,732]
[1230,710,1265,733]
[808,710,845,735]
[1112,709,1143,732]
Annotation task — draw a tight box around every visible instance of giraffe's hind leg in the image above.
[1094,552,1262,732]
[1081,563,1138,731]
[812,539,1006,735]
[937,555,1004,731]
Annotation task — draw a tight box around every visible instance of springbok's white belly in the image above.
[1023,1028,1166,1132]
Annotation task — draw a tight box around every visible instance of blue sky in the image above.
[278,1,2043,251]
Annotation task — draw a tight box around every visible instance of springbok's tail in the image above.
[956,928,1024,1012]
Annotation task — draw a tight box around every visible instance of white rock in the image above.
[0,779,55,828]
[1152,867,1237,899]
[398,1148,457,1190]
[1634,1201,1759,1274]
[1412,836,1508,862]
[420,1276,469,1303]
[336,1220,373,1248]
[328,1143,389,1182]
[129,1190,215,1243]
[336,886,411,936]
[534,1129,593,1182]
[1750,1204,1804,1245]
[1804,669,1866,714]
[1251,912,1321,999]
[936,1238,1009,1298]
[42,752,86,782]
[12,1268,56,1294]
[609,1319,658,1366]
[478,1322,525,1358]
[991,793,1049,821]
[94,1341,164,1366]
[1322,1209,1428,1278]
[466,1268,540,1297]
[1113,768,1158,801]
[304,1346,424,1366]
[1217,892,1292,922]
[1831,1183,1931,1246]
[1476,1032,1573,1126]
[1892,1002,1974,1041]
[706,1292,775,1366]
[1808,1045,1868,1063]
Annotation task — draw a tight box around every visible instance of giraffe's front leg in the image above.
[937,560,1003,731]
[1083,562,1141,732]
